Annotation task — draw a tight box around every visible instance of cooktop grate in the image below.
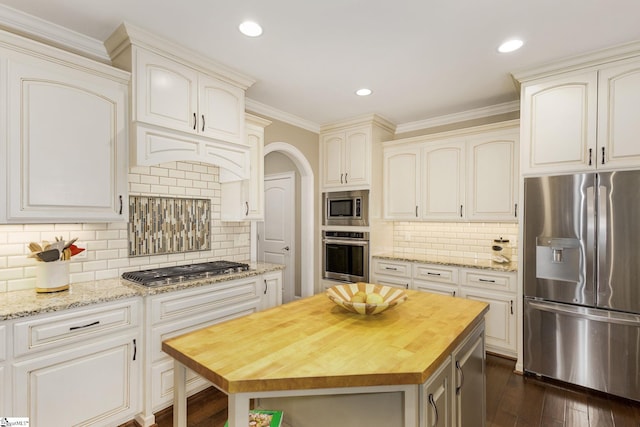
[122,260,250,287]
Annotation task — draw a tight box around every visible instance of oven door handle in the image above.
[323,239,369,246]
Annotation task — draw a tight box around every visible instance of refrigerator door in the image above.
[597,171,640,314]
[524,298,640,401]
[523,174,596,306]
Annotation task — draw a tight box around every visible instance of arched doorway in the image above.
[253,142,314,299]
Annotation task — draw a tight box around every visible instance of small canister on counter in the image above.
[492,237,511,263]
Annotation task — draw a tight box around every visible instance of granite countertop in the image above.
[0,262,285,321]
[373,253,518,272]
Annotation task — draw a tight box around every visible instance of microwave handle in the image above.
[323,239,369,246]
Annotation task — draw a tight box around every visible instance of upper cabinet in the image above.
[516,49,640,175]
[135,49,245,144]
[383,122,519,222]
[0,30,129,223]
[321,126,371,189]
[221,114,271,221]
[320,117,395,191]
[106,23,255,179]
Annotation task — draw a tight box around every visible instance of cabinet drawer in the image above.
[413,279,458,297]
[413,263,458,284]
[460,269,515,292]
[372,259,412,278]
[151,277,260,324]
[13,299,140,357]
[370,274,410,290]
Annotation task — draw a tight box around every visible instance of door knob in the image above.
[282,246,290,251]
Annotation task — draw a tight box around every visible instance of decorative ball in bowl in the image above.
[326,282,408,315]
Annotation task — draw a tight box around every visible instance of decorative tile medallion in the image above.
[128,196,211,257]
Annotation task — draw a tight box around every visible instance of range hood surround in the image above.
[105,23,256,181]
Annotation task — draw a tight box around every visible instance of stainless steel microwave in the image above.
[323,190,369,226]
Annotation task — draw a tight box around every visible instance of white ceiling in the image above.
[1,0,640,129]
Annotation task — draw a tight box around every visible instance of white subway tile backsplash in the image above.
[0,161,251,292]
[391,221,519,261]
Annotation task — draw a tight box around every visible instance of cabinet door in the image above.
[422,142,465,220]
[453,325,485,427]
[135,48,198,133]
[5,55,128,222]
[198,74,245,144]
[383,147,421,220]
[344,127,371,187]
[423,357,453,427]
[460,289,516,356]
[261,272,283,310]
[597,60,640,169]
[322,132,345,188]
[521,71,598,174]
[466,131,518,221]
[13,333,139,426]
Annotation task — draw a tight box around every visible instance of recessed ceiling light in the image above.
[356,88,372,96]
[239,21,263,37]
[498,39,524,53]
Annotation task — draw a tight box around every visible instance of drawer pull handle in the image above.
[133,338,137,361]
[428,393,439,427]
[384,267,398,271]
[69,320,100,331]
[478,278,496,283]
[264,279,268,295]
[427,272,441,276]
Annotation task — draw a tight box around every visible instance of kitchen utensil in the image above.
[326,282,408,315]
[69,245,85,256]
[63,237,78,250]
[36,249,60,262]
[28,242,43,253]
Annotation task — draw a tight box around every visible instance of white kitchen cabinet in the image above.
[459,269,516,357]
[423,356,453,427]
[11,298,141,426]
[134,47,244,145]
[466,130,519,221]
[261,271,283,310]
[321,126,371,189]
[422,141,466,220]
[370,258,412,289]
[452,322,485,427]
[412,264,458,297]
[221,114,271,221]
[519,57,640,175]
[383,146,421,220]
[0,34,129,223]
[383,121,519,222]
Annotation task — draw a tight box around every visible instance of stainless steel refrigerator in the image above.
[523,171,640,402]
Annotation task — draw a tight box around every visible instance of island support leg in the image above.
[404,385,420,427]
[228,392,250,427]
[173,360,187,427]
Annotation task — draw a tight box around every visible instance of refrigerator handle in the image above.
[586,185,596,295]
[527,301,640,327]
[598,184,607,286]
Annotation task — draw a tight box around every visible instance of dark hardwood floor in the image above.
[133,354,640,427]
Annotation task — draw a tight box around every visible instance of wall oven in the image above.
[322,231,369,283]
[323,190,369,226]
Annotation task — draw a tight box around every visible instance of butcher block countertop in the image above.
[162,290,489,393]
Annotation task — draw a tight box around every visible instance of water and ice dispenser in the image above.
[535,237,581,283]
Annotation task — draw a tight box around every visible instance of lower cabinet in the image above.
[452,322,485,427]
[423,356,453,427]
[261,271,283,310]
[370,258,412,290]
[9,298,142,427]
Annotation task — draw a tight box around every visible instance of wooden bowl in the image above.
[326,282,408,315]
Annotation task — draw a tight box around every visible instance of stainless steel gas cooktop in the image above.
[121,261,250,287]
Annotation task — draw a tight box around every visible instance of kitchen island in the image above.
[162,289,489,427]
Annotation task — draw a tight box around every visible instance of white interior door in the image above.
[258,173,295,303]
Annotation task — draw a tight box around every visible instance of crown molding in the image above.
[0,4,110,63]
[512,40,640,84]
[245,98,321,134]
[395,101,520,135]
[319,113,397,134]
